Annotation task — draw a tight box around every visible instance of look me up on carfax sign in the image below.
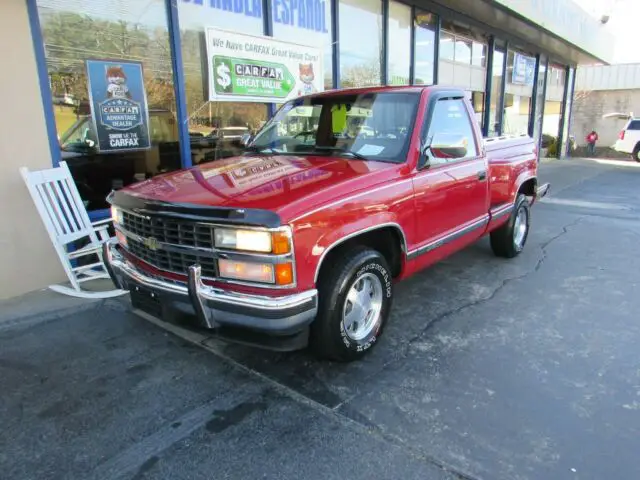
[206,27,323,103]
[85,59,151,153]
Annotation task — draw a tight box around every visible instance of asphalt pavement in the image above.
[1,157,640,480]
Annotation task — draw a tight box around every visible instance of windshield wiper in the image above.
[311,146,368,160]
[243,145,280,155]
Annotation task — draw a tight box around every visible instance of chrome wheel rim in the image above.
[513,207,528,248]
[342,272,383,342]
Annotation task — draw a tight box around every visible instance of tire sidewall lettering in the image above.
[339,260,391,353]
[355,262,392,298]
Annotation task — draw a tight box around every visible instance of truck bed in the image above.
[483,134,538,209]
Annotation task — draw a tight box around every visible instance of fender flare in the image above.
[511,173,538,202]
[312,221,408,283]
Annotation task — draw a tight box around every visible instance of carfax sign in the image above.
[206,27,323,103]
[85,59,151,153]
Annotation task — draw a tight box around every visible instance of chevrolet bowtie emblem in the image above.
[144,236,160,251]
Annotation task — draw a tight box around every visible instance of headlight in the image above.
[218,259,275,283]
[111,206,123,225]
[217,260,294,285]
[214,228,291,254]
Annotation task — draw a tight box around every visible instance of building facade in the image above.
[0,0,614,299]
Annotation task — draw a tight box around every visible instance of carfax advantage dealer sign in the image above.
[206,27,323,103]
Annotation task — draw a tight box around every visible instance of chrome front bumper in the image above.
[102,239,318,335]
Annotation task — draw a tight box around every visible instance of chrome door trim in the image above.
[407,215,489,260]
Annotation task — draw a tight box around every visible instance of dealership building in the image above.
[1,0,614,299]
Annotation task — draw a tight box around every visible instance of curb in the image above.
[0,293,129,332]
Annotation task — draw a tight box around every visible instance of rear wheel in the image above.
[490,194,531,258]
[632,145,640,162]
[311,247,393,362]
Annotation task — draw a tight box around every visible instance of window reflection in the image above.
[178,1,267,165]
[439,21,488,119]
[272,0,333,90]
[503,49,535,136]
[543,64,566,140]
[36,0,181,211]
[455,39,472,64]
[440,31,455,61]
[413,10,437,85]
[488,48,505,137]
[339,0,383,87]
[388,1,411,85]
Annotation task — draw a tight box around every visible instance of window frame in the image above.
[418,90,480,170]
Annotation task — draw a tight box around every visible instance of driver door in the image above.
[411,95,489,259]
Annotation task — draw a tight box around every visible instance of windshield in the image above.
[249,92,419,163]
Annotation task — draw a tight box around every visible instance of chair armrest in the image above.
[91,218,113,228]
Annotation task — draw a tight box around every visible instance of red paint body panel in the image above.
[117,86,539,294]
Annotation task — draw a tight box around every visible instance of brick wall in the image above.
[571,89,640,147]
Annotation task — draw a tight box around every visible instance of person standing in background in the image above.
[586,130,599,156]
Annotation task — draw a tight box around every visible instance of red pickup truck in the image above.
[104,85,549,362]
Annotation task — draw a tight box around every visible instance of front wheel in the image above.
[490,193,531,258]
[311,247,393,362]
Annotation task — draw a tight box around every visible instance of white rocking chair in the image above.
[20,161,127,299]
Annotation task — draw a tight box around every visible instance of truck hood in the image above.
[123,155,400,222]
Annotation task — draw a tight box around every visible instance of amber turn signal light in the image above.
[271,231,291,254]
[275,263,294,285]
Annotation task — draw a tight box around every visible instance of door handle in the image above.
[477,170,487,181]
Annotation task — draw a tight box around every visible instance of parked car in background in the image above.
[104,85,549,362]
[59,108,181,211]
[604,112,640,161]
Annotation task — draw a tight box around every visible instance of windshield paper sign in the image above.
[85,59,151,153]
[206,28,323,103]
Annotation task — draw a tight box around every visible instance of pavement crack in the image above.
[534,215,584,273]
[357,216,586,384]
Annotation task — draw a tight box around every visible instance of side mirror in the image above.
[424,132,469,160]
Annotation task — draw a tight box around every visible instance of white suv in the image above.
[608,113,640,161]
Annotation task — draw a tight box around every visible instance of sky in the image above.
[577,0,640,63]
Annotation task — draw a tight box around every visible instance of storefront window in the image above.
[35,0,182,211]
[272,0,333,90]
[339,0,383,87]
[388,1,411,85]
[488,47,505,137]
[455,38,472,65]
[439,21,488,106]
[471,91,485,126]
[560,67,575,157]
[543,64,566,140]
[413,10,436,85]
[440,31,455,62]
[179,1,267,165]
[532,56,547,149]
[503,49,535,135]
[472,42,487,68]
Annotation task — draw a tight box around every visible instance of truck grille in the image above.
[127,238,218,278]
[122,211,218,278]
[122,211,215,249]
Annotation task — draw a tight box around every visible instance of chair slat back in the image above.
[20,161,98,246]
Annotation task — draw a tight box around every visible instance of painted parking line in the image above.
[540,197,632,211]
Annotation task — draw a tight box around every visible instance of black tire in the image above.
[490,193,531,258]
[311,246,393,362]
[632,145,640,162]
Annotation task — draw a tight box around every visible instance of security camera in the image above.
[601,15,610,24]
